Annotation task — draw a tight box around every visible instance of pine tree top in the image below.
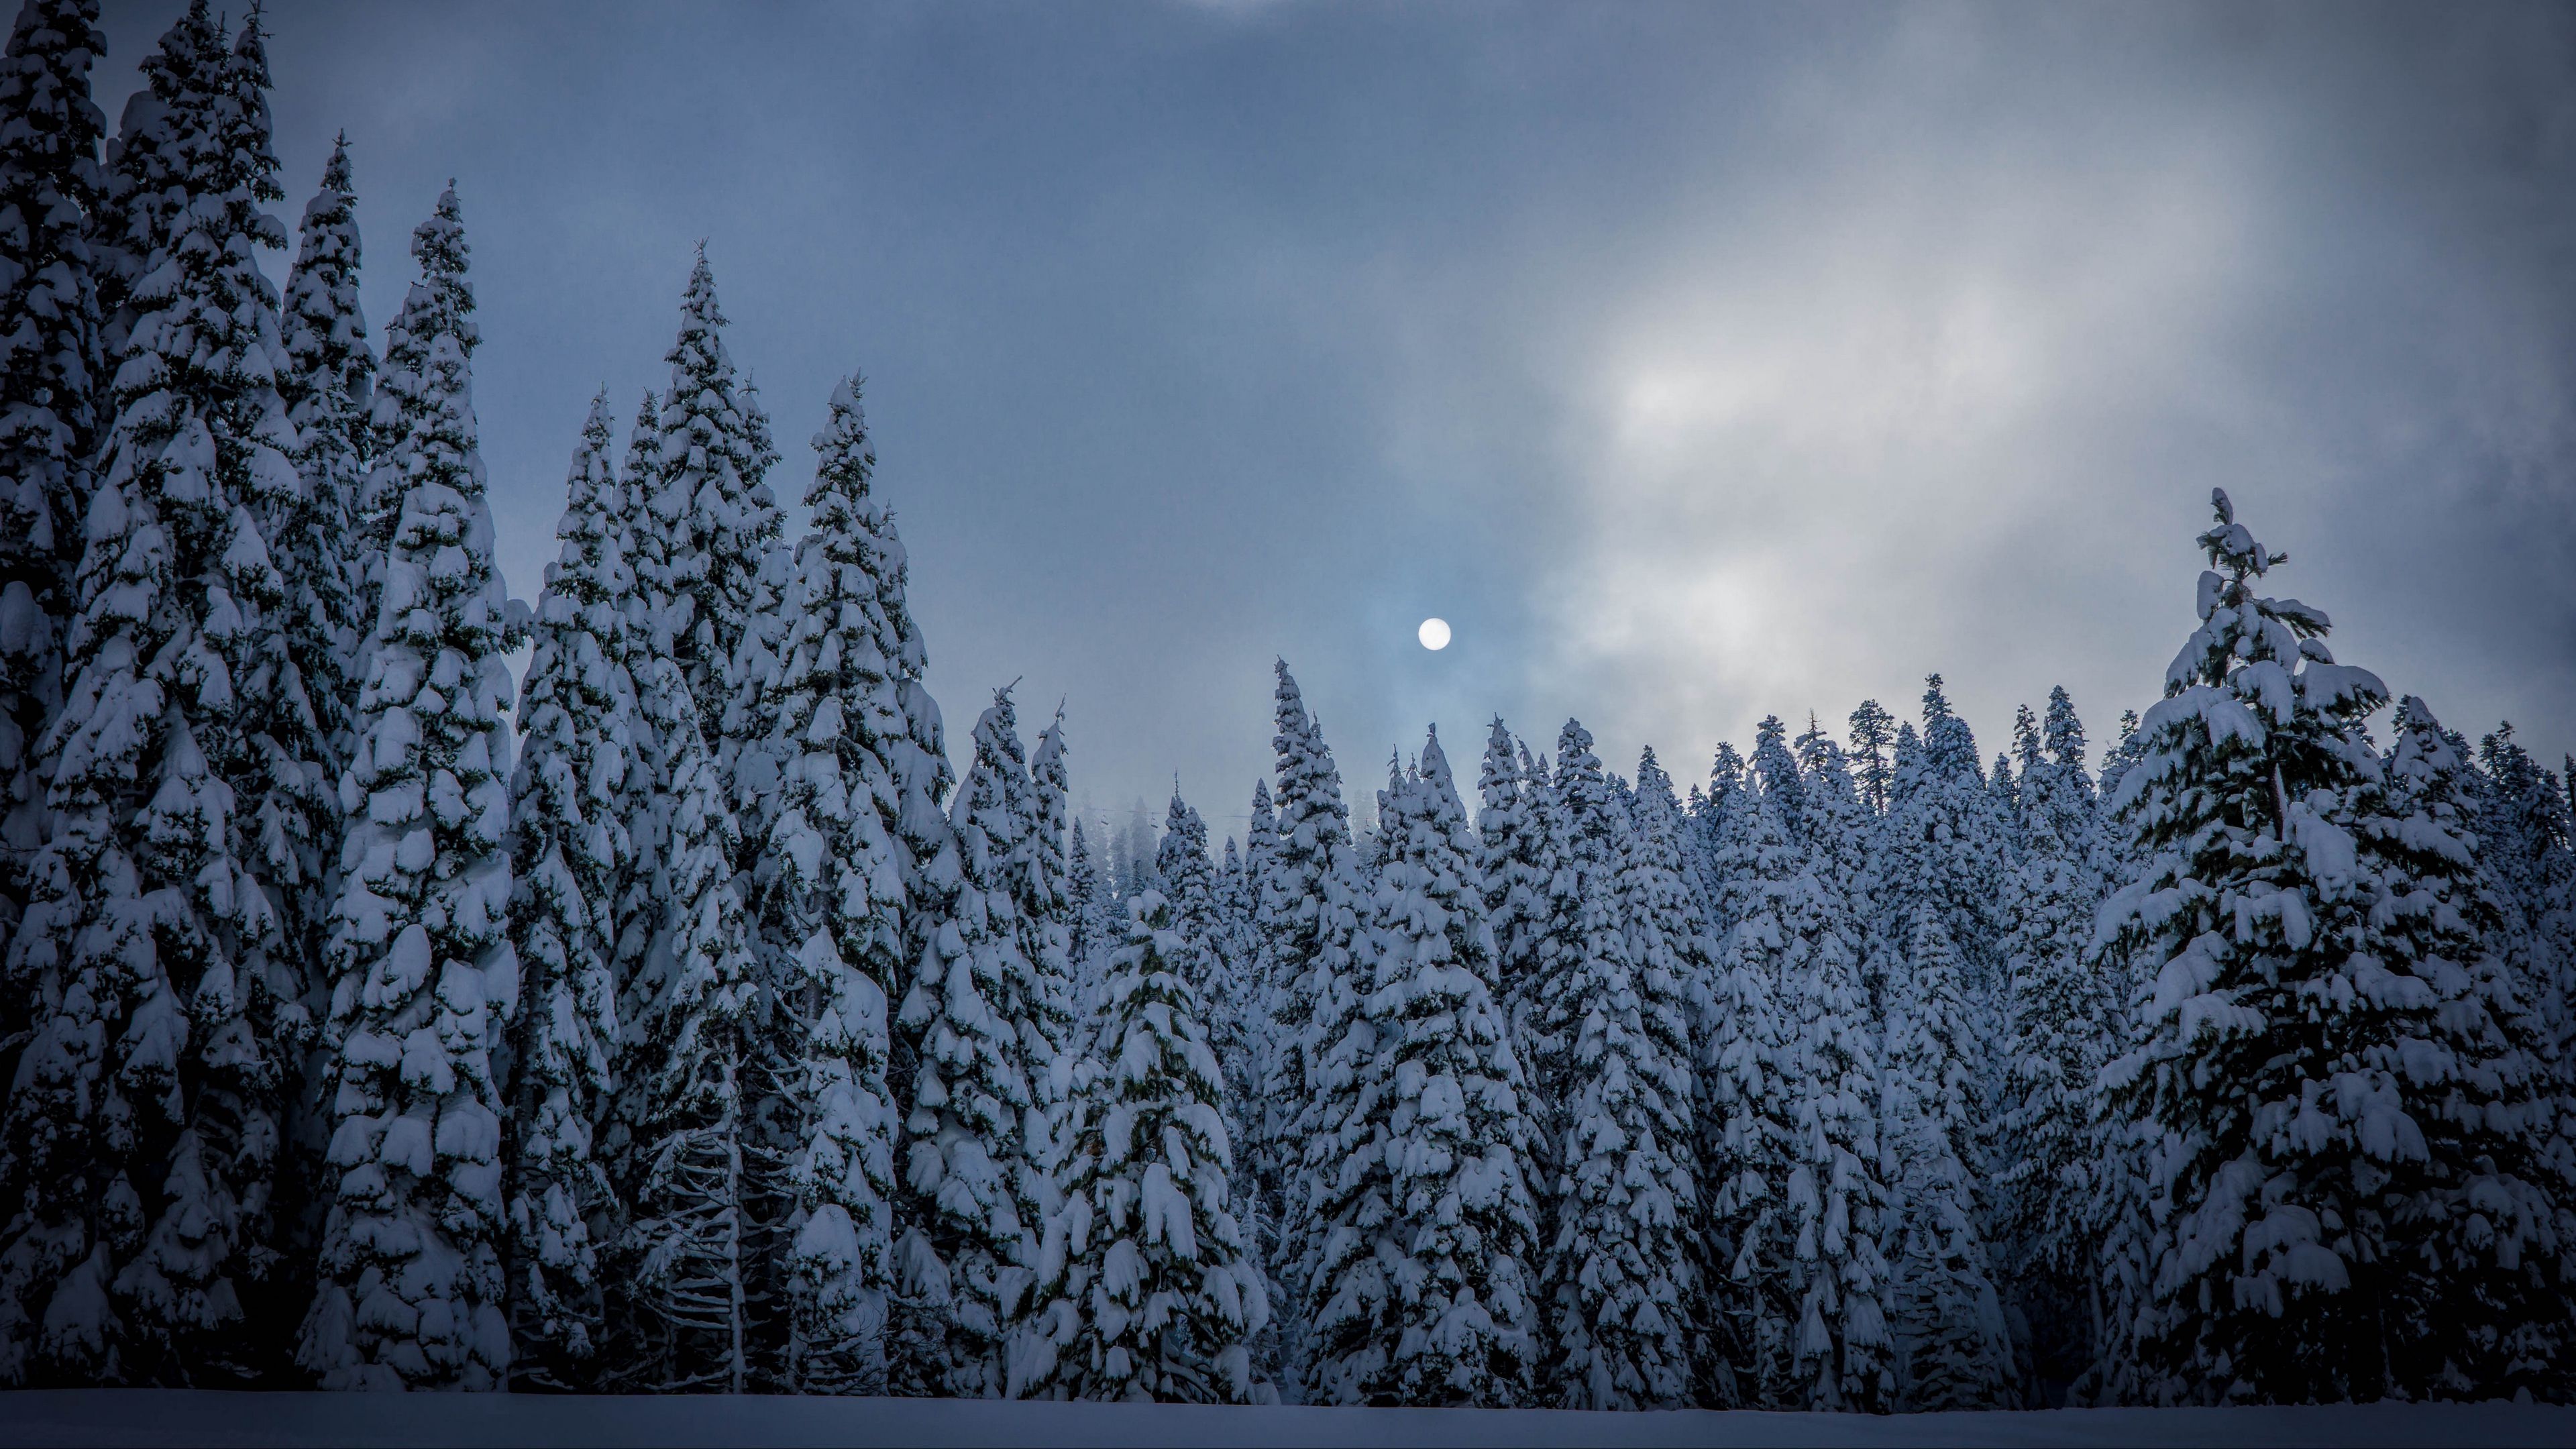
[808,371,875,516]
[407,182,475,348]
[1272,659,1352,853]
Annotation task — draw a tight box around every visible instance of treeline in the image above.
[1,0,2571,1407]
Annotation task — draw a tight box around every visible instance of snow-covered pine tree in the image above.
[2093,709,2147,880]
[1013,889,1265,1403]
[1234,774,1279,1075]
[353,185,472,625]
[2367,698,2571,1398]
[199,24,348,1335]
[2475,727,2575,1104]
[1155,790,1226,1008]
[2098,490,2571,1403]
[2033,689,2100,868]
[1473,720,1554,1087]
[1748,718,1807,847]
[1847,700,1896,817]
[1992,728,2029,863]
[1796,724,1881,941]
[1694,781,1805,1409]
[1624,745,1715,1389]
[1,7,316,1386]
[272,136,371,839]
[1770,793,1898,1413]
[1260,661,1375,1401]
[1013,710,1081,1294]
[1226,772,1285,1389]
[647,248,778,755]
[1205,829,1259,1126]
[1880,899,2015,1410]
[502,393,641,1390]
[726,373,917,1394]
[1534,720,1697,1410]
[1893,676,2009,994]
[1153,785,1256,1211]
[894,691,1039,1399]
[1990,687,2112,1398]
[0,0,105,981]
[299,184,525,1391]
[1354,727,1540,1405]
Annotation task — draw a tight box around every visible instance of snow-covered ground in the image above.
[2,1393,2567,1448]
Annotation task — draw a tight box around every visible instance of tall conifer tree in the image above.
[502,394,639,1389]
[894,692,1039,1398]
[2098,492,2570,1403]
[1357,729,1541,1405]
[3,8,313,1385]
[301,186,524,1391]
[1014,890,1265,1403]
[1534,720,1698,1409]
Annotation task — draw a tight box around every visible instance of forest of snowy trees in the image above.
[1,0,2572,1410]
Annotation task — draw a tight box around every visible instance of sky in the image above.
[102,0,2576,841]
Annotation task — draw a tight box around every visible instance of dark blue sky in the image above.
[103,1,2576,833]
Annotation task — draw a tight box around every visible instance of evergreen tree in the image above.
[648,248,778,754]
[737,375,917,1393]
[2097,491,2570,1403]
[1262,665,1382,1403]
[1773,810,1897,1413]
[1992,688,2112,1399]
[1356,728,1541,1405]
[1534,720,1697,1409]
[1153,784,1257,1224]
[1155,790,1226,1006]
[2094,709,2147,879]
[354,185,473,616]
[1848,699,1896,816]
[0,0,105,980]
[299,186,524,1391]
[1227,772,1285,1390]
[1695,784,1806,1408]
[2475,727,2575,1101]
[268,134,370,783]
[1748,717,1807,845]
[1892,676,2009,992]
[1474,719,1555,1083]
[2,8,312,1385]
[1796,726,1879,930]
[2369,698,2573,1397]
[1012,708,1081,1305]
[1013,890,1265,1403]
[894,692,1039,1398]
[502,394,639,1389]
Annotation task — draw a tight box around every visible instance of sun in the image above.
[1417,617,1451,651]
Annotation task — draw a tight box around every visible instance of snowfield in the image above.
[1,1393,2569,1449]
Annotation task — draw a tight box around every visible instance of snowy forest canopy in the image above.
[1,0,2572,1410]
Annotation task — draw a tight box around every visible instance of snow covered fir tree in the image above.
[0,0,2567,1415]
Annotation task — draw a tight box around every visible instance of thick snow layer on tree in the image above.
[3,1391,2569,1448]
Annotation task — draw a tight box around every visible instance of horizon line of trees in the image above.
[0,0,2570,1408]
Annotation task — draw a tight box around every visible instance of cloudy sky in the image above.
[105,1,2576,837]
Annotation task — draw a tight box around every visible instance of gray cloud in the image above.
[101,0,2576,832]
